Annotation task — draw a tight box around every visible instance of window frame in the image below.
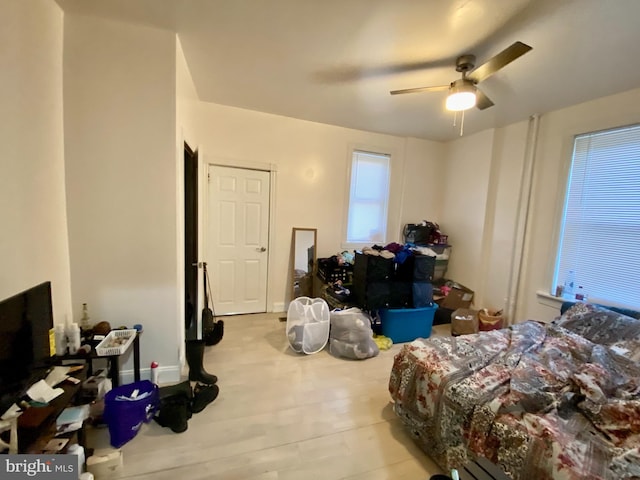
[342,148,392,250]
[552,123,640,310]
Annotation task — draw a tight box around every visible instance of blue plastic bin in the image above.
[380,305,438,343]
[104,380,159,448]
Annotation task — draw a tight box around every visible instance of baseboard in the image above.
[119,365,182,386]
[272,301,285,312]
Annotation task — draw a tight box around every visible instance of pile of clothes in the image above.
[362,242,450,264]
[361,242,414,263]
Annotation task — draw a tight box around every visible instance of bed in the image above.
[388,302,640,479]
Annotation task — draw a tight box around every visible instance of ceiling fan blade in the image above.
[390,85,449,95]
[475,89,494,110]
[467,41,532,84]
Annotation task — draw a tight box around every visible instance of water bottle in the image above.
[55,324,67,356]
[150,361,159,385]
[80,303,91,331]
[563,270,575,298]
[67,323,81,355]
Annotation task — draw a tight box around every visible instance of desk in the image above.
[57,332,141,388]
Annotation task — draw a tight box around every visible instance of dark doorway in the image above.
[184,143,199,341]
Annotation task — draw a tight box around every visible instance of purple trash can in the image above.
[104,380,159,448]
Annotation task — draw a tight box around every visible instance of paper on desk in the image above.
[56,404,89,427]
[45,366,70,387]
[26,379,63,403]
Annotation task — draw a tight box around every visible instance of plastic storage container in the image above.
[96,329,137,356]
[379,305,438,343]
[434,259,449,280]
[412,245,451,280]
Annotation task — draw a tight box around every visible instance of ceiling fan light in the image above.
[446,79,477,111]
[446,91,476,111]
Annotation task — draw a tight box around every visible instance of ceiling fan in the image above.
[390,41,532,112]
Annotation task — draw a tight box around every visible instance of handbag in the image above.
[202,263,224,346]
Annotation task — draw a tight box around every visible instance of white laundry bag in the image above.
[286,297,330,354]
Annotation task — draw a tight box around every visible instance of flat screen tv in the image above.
[0,281,54,413]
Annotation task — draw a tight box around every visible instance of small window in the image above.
[346,150,391,244]
[554,124,640,309]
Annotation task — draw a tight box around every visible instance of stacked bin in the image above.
[412,254,435,307]
[430,245,452,280]
[352,253,435,309]
[352,253,394,310]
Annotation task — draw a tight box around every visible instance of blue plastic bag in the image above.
[104,380,159,448]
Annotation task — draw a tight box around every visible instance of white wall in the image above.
[185,101,444,310]
[480,120,529,314]
[441,130,495,293]
[0,0,72,322]
[401,138,446,227]
[63,13,180,382]
[176,37,201,150]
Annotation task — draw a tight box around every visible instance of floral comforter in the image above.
[388,304,640,480]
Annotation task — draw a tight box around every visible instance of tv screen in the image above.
[0,281,54,413]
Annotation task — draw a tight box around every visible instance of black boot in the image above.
[191,383,220,413]
[155,381,192,433]
[186,340,217,384]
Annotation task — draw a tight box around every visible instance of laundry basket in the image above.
[286,297,330,354]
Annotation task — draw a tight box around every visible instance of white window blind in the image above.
[346,150,390,244]
[555,124,640,310]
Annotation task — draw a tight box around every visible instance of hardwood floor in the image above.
[89,313,448,479]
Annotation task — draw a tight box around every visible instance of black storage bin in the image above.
[390,281,413,308]
[434,305,454,325]
[352,253,393,310]
[357,253,394,281]
[394,255,415,281]
[412,282,433,308]
[360,282,392,309]
[391,255,435,307]
[413,255,435,282]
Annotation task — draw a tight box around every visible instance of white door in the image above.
[207,165,270,315]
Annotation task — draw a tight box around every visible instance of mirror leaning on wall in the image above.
[290,228,317,301]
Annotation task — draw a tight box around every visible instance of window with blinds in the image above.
[554,124,640,310]
[346,150,390,244]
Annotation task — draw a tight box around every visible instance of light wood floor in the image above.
[90,313,448,480]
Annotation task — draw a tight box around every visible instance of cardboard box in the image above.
[451,308,479,336]
[437,283,474,310]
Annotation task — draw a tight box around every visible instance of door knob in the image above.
[257,247,267,252]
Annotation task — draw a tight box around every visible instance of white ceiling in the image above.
[56,0,640,141]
